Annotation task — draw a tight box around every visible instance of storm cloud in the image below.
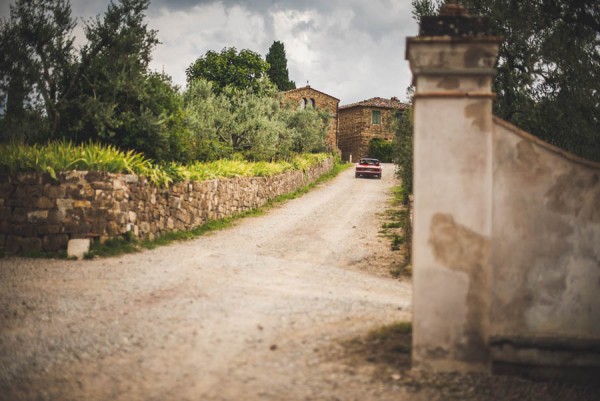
[1,0,419,104]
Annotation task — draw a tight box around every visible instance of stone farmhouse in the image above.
[282,85,340,152]
[338,97,408,162]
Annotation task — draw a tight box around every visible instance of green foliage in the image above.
[0,2,335,166]
[380,185,412,278]
[183,78,328,161]
[64,0,170,160]
[394,108,413,196]
[412,0,600,162]
[0,141,171,186]
[265,41,296,91]
[0,141,330,188]
[286,108,328,154]
[186,47,270,95]
[0,0,76,141]
[368,138,395,162]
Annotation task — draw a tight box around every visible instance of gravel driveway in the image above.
[1,164,414,401]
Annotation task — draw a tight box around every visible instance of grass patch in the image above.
[83,160,350,259]
[19,250,73,260]
[380,185,412,278]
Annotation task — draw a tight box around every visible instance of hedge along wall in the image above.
[0,158,334,254]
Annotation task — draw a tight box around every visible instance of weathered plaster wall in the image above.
[338,107,396,162]
[407,2,600,379]
[490,118,600,377]
[283,86,339,151]
[0,159,333,254]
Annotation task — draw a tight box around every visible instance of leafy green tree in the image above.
[0,0,77,141]
[394,107,413,196]
[183,79,235,160]
[412,0,600,162]
[186,47,270,95]
[285,108,328,154]
[0,0,186,164]
[50,0,192,164]
[265,41,296,91]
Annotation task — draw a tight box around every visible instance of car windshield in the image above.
[360,159,379,165]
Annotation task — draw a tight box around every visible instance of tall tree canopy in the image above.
[0,0,77,141]
[412,0,600,162]
[186,47,270,95]
[0,0,189,162]
[265,40,296,91]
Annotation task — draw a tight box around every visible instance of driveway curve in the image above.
[0,164,411,401]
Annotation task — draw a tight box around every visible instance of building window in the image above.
[372,110,381,125]
[310,98,315,108]
[300,98,307,109]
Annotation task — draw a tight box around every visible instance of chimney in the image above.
[406,2,501,372]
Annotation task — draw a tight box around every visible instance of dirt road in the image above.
[1,164,413,401]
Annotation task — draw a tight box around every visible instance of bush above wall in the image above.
[0,141,330,187]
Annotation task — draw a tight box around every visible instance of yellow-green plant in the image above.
[0,141,171,186]
[0,142,330,187]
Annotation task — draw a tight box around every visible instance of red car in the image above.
[355,158,382,179]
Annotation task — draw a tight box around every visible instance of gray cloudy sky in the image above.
[1,0,419,105]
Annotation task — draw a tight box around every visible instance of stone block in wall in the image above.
[43,234,68,251]
[0,221,10,234]
[6,236,20,253]
[65,208,84,223]
[114,189,125,201]
[13,224,35,237]
[85,207,108,219]
[0,183,14,198]
[44,184,66,199]
[115,213,127,225]
[63,221,92,235]
[48,209,66,224]
[37,225,61,235]
[0,207,10,220]
[27,210,48,223]
[56,198,73,210]
[84,171,107,182]
[90,181,113,191]
[106,221,119,235]
[15,172,42,185]
[140,222,150,235]
[73,200,92,209]
[19,237,42,252]
[11,186,27,201]
[91,219,107,235]
[11,208,27,223]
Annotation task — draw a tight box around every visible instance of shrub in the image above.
[369,138,395,162]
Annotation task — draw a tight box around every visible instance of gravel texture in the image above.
[1,164,597,401]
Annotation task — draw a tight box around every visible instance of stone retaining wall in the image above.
[0,158,333,254]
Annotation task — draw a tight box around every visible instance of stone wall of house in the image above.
[283,87,339,151]
[338,107,396,162]
[0,159,333,254]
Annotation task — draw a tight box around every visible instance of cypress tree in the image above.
[265,41,296,91]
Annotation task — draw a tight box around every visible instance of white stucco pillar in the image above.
[406,3,501,371]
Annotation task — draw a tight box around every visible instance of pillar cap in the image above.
[420,1,491,37]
